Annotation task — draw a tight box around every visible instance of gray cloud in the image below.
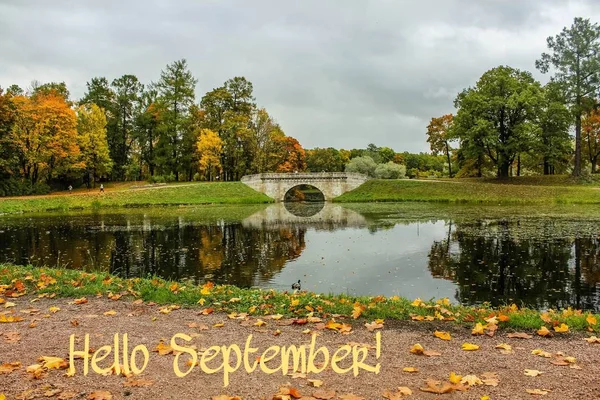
[1,0,599,152]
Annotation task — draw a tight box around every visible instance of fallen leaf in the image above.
[313,390,336,400]
[461,375,483,386]
[3,331,21,343]
[434,330,451,341]
[525,388,550,396]
[531,349,552,358]
[0,362,21,374]
[403,367,419,373]
[87,391,112,400]
[123,377,154,387]
[103,310,117,316]
[365,321,383,332]
[507,332,532,339]
[462,343,480,351]
[153,342,173,355]
[40,356,68,370]
[495,343,512,353]
[524,369,544,377]
[307,379,323,388]
[49,306,60,313]
[73,297,88,305]
[409,343,424,354]
[586,314,597,326]
[382,387,412,399]
[584,336,600,344]
[472,322,485,336]
[338,394,365,400]
[553,323,569,333]
[449,372,462,384]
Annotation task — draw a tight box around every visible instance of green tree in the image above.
[305,148,344,172]
[110,74,143,180]
[345,156,377,177]
[155,59,197,181]
[77,104,113,187]
[536,17,600,176]
[426,114,455,178]
[31,81,70,102]
[135,88,161,177]
[453,66,543,178]
[80,77,114,112]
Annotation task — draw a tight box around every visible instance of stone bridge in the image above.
[240,172,369,202]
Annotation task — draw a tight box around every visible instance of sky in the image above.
[1,0,600,153]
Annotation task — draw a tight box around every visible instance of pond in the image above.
[0,203,599,311]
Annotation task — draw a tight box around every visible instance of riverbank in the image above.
[1,265,600,399]
[0,182,272,214]
[1,265,598,333]
[335,178,600,204]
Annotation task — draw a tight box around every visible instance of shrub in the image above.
[345,156,377,177]
[374,162,406,179]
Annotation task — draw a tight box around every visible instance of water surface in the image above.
[0,203,598,311]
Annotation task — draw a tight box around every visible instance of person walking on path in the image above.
[100,184,104,193]
[68,185,73,194]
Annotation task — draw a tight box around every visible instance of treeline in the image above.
[0,60,306,195]
[427,17,600,179]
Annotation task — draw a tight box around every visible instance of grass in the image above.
[0,182,273,214]
[335,178,600,204]
[1,264,598,334]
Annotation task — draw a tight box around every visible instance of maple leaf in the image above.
[40,356,68,370]
[308,379,323,387]
[73,297,88,305]
[586,314,597,326]
[338,394,365,400]
[420,379,464,394]
[48,306,60,313]
[403,367,419,373]
[540,312,553,323]
[253,319,266,327]
[461,375,483,386]
[553,323,569,333]
[87,391,112,400]
[531,349,552,358]
[411,298,423,307]
[103,310,117,316]
[313,389,336,399]
[449,372,462,384]
[507,332,532,339]
[434,330,451,341]
[382,387,412,399]
[270,314,284,320]
[495,343,512,353]
[365,321,383,332]
[352,303,365,319]
[0,314,24,323]
[3,331,21,343]
[461,343,480,351]
[524,369,544,376]
[537,326,551,337]
[583,336,600,344]
[525,388,551,396]
[213,322,224,328]
[123,377,154,387]
[409,343,424,354]
[153,341,173,355]
[472,322,485,335]
[0,362,21,374]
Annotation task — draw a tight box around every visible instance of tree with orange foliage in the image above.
[426,114,454,178]
[9,93,79,184]
[274,136,306,173]
[583,109,600,173]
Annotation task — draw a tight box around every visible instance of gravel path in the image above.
[1,297,599,399]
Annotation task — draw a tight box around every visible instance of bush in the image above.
[374,162,406,179]
[0,179,51,197]
[147,173,176,184]
[345,156,377,177]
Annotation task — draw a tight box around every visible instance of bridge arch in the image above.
[241,172,369,202]
[283,183,326,202]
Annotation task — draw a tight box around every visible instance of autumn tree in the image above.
[77,104,113,187]
[306,148,344,172]
[274,136,306,172]
[583,109,600,173]
[536,17,600,176]
[9,93,79,184]
[196,129,223,180]
[31,81,70,103]
[155,59,197,181]
[453,66,543,178]
[426,114,455,178]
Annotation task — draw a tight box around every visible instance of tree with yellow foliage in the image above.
[196,128,223,181]
[77,103,113,187]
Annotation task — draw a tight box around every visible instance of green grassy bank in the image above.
[335,178,600,204]
[0,182,272,214]
[1,265,598,333]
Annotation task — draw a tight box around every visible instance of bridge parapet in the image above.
[241,172,369,202]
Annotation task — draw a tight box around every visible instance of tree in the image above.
[453,66,543,178]
[31,81,70,103]
[9,93,79,184]
[249,108,282,173]
[345,156,377,177]
[536,17,600,176]
[135,88,161,177]
[426,114,455,178]
[535,83,572,175]
[155,59,197,181]
[80,77,114,112]
[196,129,222,181]
[110,74,143,180]
[305,148,344,172]
[274,136,306,172]
[77,104,113,186]
[583,109,600,173]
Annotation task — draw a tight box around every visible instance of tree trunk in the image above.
[543,157,550,175]
[517,154,521,177]
[574,112,582,176]
[498,160,510,179]
[445,145,453,178]
[592,157,598,173]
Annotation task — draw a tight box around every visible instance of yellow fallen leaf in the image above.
[524,369,543,377]
[472,322,485,336]
[4,302,15,308]
[103,310,117,316]
[537,326,551,337]
[213,322,224,328]
[531,349,552,358]
[583,336,600,344]
[411,298,423,307]
[40,356,68,370]
[495,343,512,353]
[308,379,323,388]
[586,314,597,326]
[403,367,419,373]
[462,343,479,351]
[449,372,462,384]
[461,375,483,386]
[270,314,283,320]
[48,306,60,313]
[526,388,551,395]
[410,343,424,354]
[434,330,451,341]
[553,323,569,333]
[253,319,266,327]
[197,298,206,305]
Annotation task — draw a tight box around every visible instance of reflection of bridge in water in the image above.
[242,203,367,230]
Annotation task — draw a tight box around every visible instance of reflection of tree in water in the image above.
[428,222,600,311]
[109,224,306,288]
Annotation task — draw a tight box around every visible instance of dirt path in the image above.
[1,297,599,399]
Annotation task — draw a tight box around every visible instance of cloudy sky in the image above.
[1,0,599,152]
